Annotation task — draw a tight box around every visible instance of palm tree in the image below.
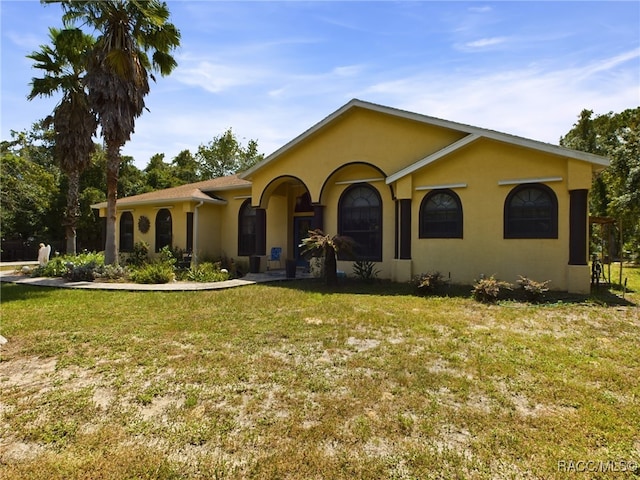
[55,0,181,264]
[28,27,97,255]
[300,229,355,286]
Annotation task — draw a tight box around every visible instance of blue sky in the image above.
[2,1,639,169]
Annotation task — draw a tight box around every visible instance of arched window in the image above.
[119,212,134,252]
[419,189,463,238]
[155,208,172,251]
[339,183,382,261]
[238,199,257,256]
[504,183,558,238]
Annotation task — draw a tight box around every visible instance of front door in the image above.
[293,216,313,266]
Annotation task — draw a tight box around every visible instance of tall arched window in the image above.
[339,183,382,261]
[419,189,463,238]
[155,208,172,251]
[119,211,134,252]
[504,183,558,238]
[238,199,257,256]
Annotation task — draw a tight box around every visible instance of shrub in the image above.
[412,271,448,295]
[125,242,150,267]
[65,261,100,282]
[352,260,380,283]
[186,262,230,283]
[130,263,175,284]
[93,264,130,282]
[32,252,105,280]
[472,276,512,303]
[516,275,550,302]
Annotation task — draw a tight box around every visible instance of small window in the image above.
[155,208,172,251]
[504,183,558,238]
[419,189,463,238]
[238,199,257,256]
[119,212,134,252]
[338,183,382,261]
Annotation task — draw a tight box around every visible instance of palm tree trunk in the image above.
[324,244,337,286]
[65,169,81,255]
[104,142,120,265]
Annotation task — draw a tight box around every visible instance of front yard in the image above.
[1,271,639,479]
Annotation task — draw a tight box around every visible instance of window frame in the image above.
[504,183,558,239]
[338,183,382,261]
[238,199,257,256]
[119,211,134,252]
[419,188,463,239]
[155,208,173,252]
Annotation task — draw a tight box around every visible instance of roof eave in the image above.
[91,195,227,210]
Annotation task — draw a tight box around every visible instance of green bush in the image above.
[412,271,448,295]
[516,275,550,302]
[32,252,105,279]
[93,264,130,282]
[352,260,380,283]
[186,262,230,282]
[472,276,512,303]
[130,263,175,284]
[125,242,150,267]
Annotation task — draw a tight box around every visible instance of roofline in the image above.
[386,133,481,184]
[241,99,609,179]
[91,196,227,210]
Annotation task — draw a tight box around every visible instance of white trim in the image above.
[233,195,252,200]
[335,177,385,185]
[498,177,563,186]
[386,134,481,184]
[415,183,467,191]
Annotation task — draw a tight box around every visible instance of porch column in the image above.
[312,205,325,231]
[569,189,588,265]
[255,208,266,256]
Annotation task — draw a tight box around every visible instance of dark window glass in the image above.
[155,208,172,252]
[419,189,463,238]
[238,200,257,256]
[504,184,558,238]
[339,184,382,261]
[119,212,134,252]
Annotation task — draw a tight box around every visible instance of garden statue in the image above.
[38,243,51,266]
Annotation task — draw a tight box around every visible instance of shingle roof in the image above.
[91,174,251,209]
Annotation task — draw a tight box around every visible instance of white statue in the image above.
[38,243,51,266]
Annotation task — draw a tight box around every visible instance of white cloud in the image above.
[364,51,640,145]
[464,37,507,49]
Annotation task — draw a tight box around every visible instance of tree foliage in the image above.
[560,107,640,258]
[27,26,98,254]
[49,0,181,265]
[197,128,264,179]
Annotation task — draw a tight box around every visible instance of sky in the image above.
[2,1,639,169]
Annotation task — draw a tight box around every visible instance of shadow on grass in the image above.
[267,277,638,307]
[0,283,57,303]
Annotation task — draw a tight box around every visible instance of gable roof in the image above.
[240,99,609,181]
[91,174,251,209]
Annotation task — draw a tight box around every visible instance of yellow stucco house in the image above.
[93,99,609,293]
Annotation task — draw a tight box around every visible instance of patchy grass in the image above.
[1,271,639,479]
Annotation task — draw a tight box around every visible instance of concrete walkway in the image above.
[0,263,311,292]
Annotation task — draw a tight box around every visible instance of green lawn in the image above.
[1,270,639,479]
